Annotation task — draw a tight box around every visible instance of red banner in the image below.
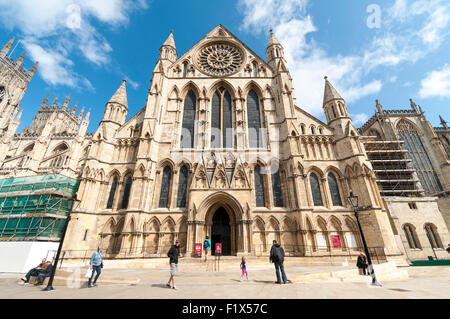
[331,235,342,248]
[215,243,222,255]
[194,243,202,256]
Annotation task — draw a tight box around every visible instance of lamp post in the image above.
[43,198,78,291]
[347,191,381,287]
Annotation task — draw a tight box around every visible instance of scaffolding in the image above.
[363,139,424,197]
[0,174,79,241]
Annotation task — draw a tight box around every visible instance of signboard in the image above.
[215,243,222,255]
[194,243,202,257]
[331,235,342,248]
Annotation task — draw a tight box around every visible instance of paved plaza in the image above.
[0,265,448,299]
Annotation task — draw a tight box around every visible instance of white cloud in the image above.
[419,65,450,98]
[238,0,450,116]
[238,0,382,116]
[351,113,370,126]
[0,0,147,88]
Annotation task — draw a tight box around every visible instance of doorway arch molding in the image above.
[198,191,244,223]
[197,191,246,255]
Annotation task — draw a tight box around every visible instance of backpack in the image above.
[272,246,283,262]
[203,239,210,249]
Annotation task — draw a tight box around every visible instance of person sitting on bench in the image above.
[21,258,47,284]
[34,261,53,285]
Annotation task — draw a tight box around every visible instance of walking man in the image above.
[88,247,104,288]
[270,240,288,284]
[203,236,211,262]
[167,239,181,289]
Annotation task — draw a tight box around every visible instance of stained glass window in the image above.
[106,177,118,209]
[254,165,266,207]
[177,166,189,207]
[120,176,132,209]
[397,120,443,194]
[247,90,262,148]
[328,173,342,206]
[181,90,196,148]
[210,88,233,148]
[159,166,172,208]
[271,168,284,207]
[310,173,323,206]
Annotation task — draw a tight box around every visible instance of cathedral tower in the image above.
[0,37,38,130]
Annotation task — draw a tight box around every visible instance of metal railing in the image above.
[58,244,387,268]
[251,244,387,264]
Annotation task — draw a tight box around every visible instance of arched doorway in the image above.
[211,207,231,255]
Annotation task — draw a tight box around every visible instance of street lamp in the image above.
[347,191,381,287]
[43,198,79,291]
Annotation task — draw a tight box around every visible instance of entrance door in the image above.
[211,207,231,255]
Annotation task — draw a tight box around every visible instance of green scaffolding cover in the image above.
[0,174,80,241]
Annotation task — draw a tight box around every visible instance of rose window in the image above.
[197,42,244,76]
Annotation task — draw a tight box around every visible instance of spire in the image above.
[376,99,384,115]
[84,108,90,122]
[51,96,59,108]
[1,36,14,57]
[40,94,49,109]
[108,80,128,109]
[72,102,78,115]
[158,31,177,63]
[323,76,343,105]
[440,115,448,129]
[162,30,176,48]
[16,52,25,67]
[28,61,38,78]
[267,29,281,47]
[63,94,71,109]
[15,109,23,122]
[409,98,419,113]
[78,106,85,119]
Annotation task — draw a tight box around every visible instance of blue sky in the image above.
[0,0,449,132]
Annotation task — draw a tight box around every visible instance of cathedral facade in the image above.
[60,26,403,259]
[2,26,448,263]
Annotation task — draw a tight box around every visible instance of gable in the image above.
[168,25,273,78]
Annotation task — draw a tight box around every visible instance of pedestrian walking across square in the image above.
[240,256,250,282]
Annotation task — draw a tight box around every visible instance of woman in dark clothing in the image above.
[356,253,368,275]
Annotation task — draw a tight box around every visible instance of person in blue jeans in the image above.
[269,240,288,284]
[88,248,104,288]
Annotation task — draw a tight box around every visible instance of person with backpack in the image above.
[167,239,180,289]
[203,236,211,262]
[269,240,288,284]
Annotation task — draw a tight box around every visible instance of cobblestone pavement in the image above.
[0,266,448,299]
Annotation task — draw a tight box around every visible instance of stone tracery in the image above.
[196,42,244,76]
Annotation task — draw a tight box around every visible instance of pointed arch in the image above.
[177,164,189,207]
[207,79,237,98]
[120,174,133,209]
[254,164,266,207]
[247,88,264,148]
[144,217,161,232]
[210,82,234,148]
[309,171,324,206]
[161,216,176,232]
[124,216,136,233]
[327,171,343,206]
[159,164,173,208]
[181,89,197,148]
[180,81,201,100]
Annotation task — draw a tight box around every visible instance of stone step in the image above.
[289,262,409,283]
